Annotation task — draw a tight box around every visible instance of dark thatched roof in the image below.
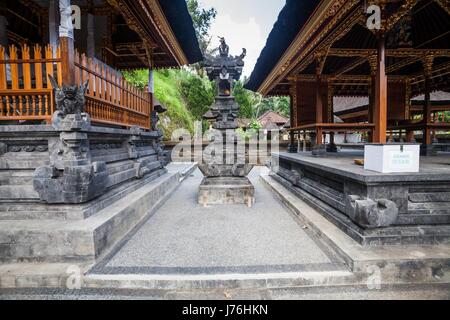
[158,0,203,64]
[244,0,319,92]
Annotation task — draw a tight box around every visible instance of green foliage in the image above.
[255,96,290,119]
[233,79,290,119]
[123,68,216,138]
[187,0,217,54]
[249,119,262,131]
[153,70,195,137]
[179,70,215,120]
[122,69,149,90]
[233,80,256,119]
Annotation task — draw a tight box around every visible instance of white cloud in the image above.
[208,14,265,78]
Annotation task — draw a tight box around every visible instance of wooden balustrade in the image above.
[74,50,152,129]
[0,44,62,122]
[0,44,152,130]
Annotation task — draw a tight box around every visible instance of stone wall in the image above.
[0,123,169,204]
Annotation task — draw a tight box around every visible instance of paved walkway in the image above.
[92,167,342,275]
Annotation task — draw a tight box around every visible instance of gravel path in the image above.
[96,167,339,274]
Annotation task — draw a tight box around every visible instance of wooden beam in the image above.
[385,0,420,31]
[386,56,420,74]
[293,5,363,75]
[328,48,450,58]
[435,0,450,16]
[334,57,367,77]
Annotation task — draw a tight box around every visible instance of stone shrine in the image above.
[198,38,255,207]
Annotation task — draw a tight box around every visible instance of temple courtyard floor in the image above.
[1,160,450,299]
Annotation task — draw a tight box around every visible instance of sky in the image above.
[200,0,286,78]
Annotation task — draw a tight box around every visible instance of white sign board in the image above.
[364,144,420,173]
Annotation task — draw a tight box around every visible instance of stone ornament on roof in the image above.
[204,37,247,92]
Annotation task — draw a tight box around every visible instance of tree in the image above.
[187,0,217,54]
[233,80,256,119]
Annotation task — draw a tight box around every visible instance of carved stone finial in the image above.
[218,37,229,57]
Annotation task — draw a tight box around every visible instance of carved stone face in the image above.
[48,75,88,115]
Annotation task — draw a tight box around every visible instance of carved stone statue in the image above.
[151,104,167,131]
[48,75,88,116]
[218,37,229,57]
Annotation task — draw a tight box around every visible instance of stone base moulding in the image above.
[0,124,168,204]
[198,177,255,208]
[272,152,450,245]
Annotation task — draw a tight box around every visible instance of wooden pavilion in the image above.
[0,0,202,129]
[246,0,450,155]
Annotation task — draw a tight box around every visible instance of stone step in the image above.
[409,192,450,203]
[83,270,357,291]
[0,170,35,186]
[260,173,450,280]
[408,201,450,214]
[106,161,135,175]
[0,168,170,221]
[0,170,182,263]
[0,185,39,201]
[0,262,92,289]
[106,168,136,188]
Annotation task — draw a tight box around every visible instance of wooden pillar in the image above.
[87,13,95,58]
[315,56,325,146]
[48,0,58,52]
[368,55,377,143]
[422,56,433,146]
[327,80,337,152]
[288,80,298,153]
[59,0,75,86]
[372,35,387,143]
[0,15,8,47]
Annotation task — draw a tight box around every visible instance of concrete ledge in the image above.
[0,263,92,289]
[260,173,450,284]
[83,270,356,291]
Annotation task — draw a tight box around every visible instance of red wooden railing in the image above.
[0,44,62,121]
[74,50,152,129]
[0,44,152,130]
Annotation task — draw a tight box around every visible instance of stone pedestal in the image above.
[198,177,255,208]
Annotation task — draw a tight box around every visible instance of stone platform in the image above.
[0,163,196,264]
[272,151,450,246]
[198,176,255,207]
